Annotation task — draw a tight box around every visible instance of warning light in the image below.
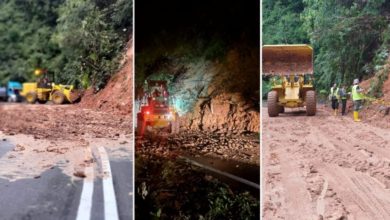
[146,111,150,115]
[34,69,42,76]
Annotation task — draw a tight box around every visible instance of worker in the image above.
[339,84,348,115]
[330,83,340,116]
[351,78,364,122]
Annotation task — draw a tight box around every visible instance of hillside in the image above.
[79,41,132,116]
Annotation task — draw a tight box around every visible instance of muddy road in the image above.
[0,103,132,220]
[263,105,390,220]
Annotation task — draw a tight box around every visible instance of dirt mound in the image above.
[357,58,390,129]
[182,93,260,133]
[79,40,132,115]
[382,76,390,101]
[0,104,130,140]
[163,48,260,134]
[360,57,390,99]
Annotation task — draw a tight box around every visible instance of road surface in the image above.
[0,104,133,220]
[262,105,390,220]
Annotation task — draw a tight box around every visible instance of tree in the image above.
[302,0,388,89]
[263,0,309,44]
[0,0,132,89]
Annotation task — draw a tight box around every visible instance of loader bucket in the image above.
[69,89,81,103]
[262,44,313,75]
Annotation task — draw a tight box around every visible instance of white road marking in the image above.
[76,166,94,220]
[180,156,260,189]
[98,146,119,220]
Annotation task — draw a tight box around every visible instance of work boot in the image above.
[353,111,361,122]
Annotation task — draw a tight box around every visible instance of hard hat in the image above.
[353,79,359,85]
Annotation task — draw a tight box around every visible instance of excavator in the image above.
[20,68,79,104]
[136,80,180,136]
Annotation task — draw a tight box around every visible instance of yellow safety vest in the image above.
[352,85,363,101]
[330,87,339,99]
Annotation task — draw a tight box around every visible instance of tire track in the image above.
[263,107,390,219]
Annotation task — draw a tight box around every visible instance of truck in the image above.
[0,81,23,102]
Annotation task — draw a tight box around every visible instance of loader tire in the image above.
[306,90,316,116]
[25,92,37,104]
[268,91,279,117]
[137,113,145,136]
[52,91,65,105]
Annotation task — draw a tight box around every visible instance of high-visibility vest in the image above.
[330,87,339,99]
[352,85,363,101]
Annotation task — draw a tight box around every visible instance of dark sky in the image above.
[135,0,260,52]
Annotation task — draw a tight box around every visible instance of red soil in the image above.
[79,40,133,116]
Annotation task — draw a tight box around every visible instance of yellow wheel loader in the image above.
[136,80,180,136]
[20,82,79,104]
[263,44,316,117]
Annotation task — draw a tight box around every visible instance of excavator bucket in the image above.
[263,44,313,75]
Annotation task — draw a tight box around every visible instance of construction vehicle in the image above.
[136,80,180,136]
[20,83,78,104]
[20,68,79,104]
[263,44,316,117]
[0,81,23,102]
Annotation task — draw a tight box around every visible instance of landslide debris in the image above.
[0,104,130,140]
[79,40,133,116]
[354,58,390,129]
[137,131,259,165]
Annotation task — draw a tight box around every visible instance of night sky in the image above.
[135,0,260,53]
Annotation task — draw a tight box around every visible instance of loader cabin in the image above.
[141,80,173,121]
[147,80,170,107]
[137,80,179,135]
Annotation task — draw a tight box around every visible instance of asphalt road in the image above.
[0,140,133,220]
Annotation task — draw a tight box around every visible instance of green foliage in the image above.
[206,188,258,220]
[0,0,132,89]
[264,0,390,94]
[0,0,64,84]
[319,89,328,95]
[263,0,309,44]
[262,78,272,99]
[135,154,260,220]
[135,38,228,88]
[301,0,388,90]
[369,67,389,97]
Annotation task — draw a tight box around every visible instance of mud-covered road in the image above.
[263,105,390,220]
[0,103,132,220]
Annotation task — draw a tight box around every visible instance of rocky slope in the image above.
[166,48,260,134]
